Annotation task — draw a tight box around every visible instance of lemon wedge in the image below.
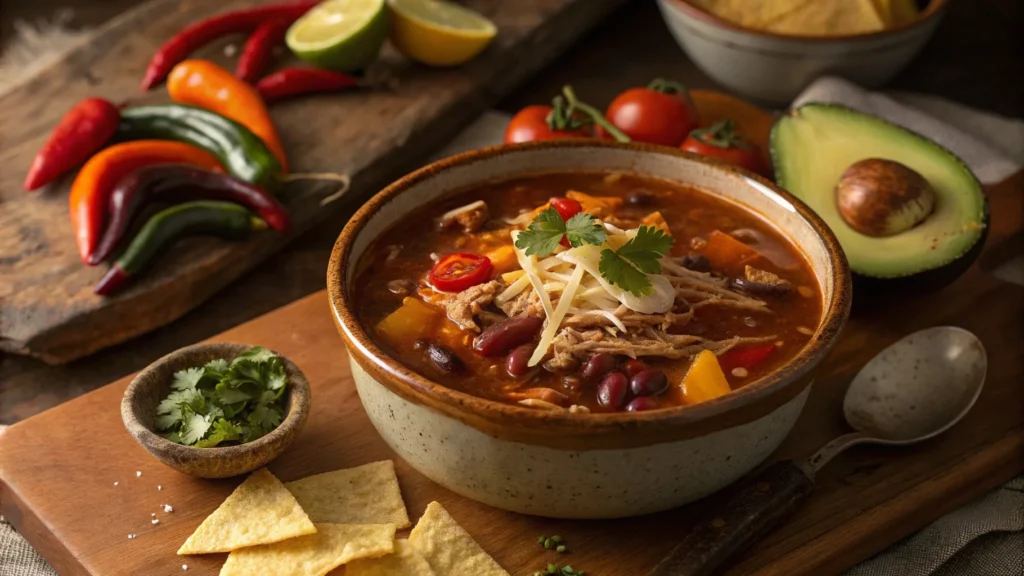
[387,0,497,67]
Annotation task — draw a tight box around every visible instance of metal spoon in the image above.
[649,326,987,576]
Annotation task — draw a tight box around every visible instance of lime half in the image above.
[388,0,497,67]
[287,0,389,72]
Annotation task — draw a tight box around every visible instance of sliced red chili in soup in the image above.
[428,253,493,292]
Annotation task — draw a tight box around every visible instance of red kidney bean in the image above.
[581,353,617,382]
[426,343,462,373]
[597,372,628,410]
[505,344,534,377]
[621,358,647,378]
[630,369,669,396]
[626,397,660,412]
[473,315,544,357]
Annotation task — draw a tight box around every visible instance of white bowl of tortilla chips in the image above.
[657,0,950,103]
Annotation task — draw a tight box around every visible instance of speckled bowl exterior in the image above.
[328,141,851,518]
[121,342,311,479]
[656,0,950,104]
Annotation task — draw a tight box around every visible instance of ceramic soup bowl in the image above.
[328,141,851,519]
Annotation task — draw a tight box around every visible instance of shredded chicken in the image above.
[436,200,489,233]
[497,288,546,318]
[745,265,792,287]
[561,304,693,331]
[544,327,775,371]
[443,280,502,332]
[507,387,570,406]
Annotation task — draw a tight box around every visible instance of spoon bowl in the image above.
[844,326,987,443]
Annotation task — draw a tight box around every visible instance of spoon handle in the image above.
[648,460,815,576]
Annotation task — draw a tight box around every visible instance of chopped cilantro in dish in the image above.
[156,346,288,447]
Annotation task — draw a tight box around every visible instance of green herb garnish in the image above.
[515,207,606,257]
[155,346,288,447]
[599,225,674,296]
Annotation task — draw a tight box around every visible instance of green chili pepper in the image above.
[118,104,281,188]
[94,200,267,296]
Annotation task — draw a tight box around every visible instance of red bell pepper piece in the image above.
[235,19,290,84]
[255,68,360,103]
[24,98,120,191]
[141,1,319,90]
[719,343,776,373]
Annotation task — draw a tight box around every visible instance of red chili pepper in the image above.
[255,68,360,103]
[235,19,290,84]
[719,343,776,373]
[24,98,120,191]
[428,253,493,292]
[141,1,319,91]
[90,164,290,265]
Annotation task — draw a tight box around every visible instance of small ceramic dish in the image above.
[121,342,311,479]
[656,0,950,103]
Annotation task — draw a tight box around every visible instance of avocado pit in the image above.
[835,158,936,237]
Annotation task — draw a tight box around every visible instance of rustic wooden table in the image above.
[1,0,1021,424]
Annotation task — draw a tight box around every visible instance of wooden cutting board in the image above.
[0,0,624,365]
[1,174,1022,576]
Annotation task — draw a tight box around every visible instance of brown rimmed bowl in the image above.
[121,342,311,479]
[328,140,851,518]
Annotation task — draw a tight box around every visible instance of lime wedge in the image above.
[287,0,389,72]
[388,0,497,67]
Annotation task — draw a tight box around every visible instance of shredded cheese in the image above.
[529,265,586,367]
[510,231,554,318]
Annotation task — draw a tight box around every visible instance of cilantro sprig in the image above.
[600,225,674,296]
[514,207,606,257]
[155,346,289,448]
[514,206,674,297]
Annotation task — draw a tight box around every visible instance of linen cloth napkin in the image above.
[2,80,1022,575]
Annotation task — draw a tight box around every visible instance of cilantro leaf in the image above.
[181,412,213,445]
[616,225,674,273]
[514,207,566,257]
[154,346,290,448]
[598,226,675,296]
[171,367,204,391]
[564,212,606,248]
[234,346,276,365]
[600,250,655,296]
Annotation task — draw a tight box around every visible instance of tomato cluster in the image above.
[505,80,767,177]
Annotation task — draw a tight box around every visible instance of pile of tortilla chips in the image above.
[179,461,509,576]
[690,0,921,36]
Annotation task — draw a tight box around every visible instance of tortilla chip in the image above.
[690,0,813,28]
[766,0,886,35]
[285,461,411,528]
[408,502,509,576]
[178,468,316,555]
[220,523,396,576]
[347,539,438,576]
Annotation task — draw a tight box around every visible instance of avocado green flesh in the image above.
[772,104,986,279]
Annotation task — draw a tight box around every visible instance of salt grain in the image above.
[183,565,189,571]
[128,534,136,540]
[163,504,174,513]
[157,485,162,491]
[731,367,749,378]
[152,518,160,525]
[113,482,119,486]
[135,471,142,477]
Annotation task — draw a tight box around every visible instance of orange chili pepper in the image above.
[167,60,289,172]
[69,141,222,264]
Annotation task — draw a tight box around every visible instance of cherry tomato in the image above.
[550,197,582,221]
[428,253,494,292]
[505,105,589,144]
[597,79,698,147]
[548,197,583,247]
[681,119,767,176]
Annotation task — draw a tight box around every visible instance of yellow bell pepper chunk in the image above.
[681,350,733,405]
[566,190,623,218]
[486,245,519,274]
[376,297,440,344]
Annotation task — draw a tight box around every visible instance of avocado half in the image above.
[771,103,989,296]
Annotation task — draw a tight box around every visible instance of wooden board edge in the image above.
[1,480,90,576]
[750,429,1024,575]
